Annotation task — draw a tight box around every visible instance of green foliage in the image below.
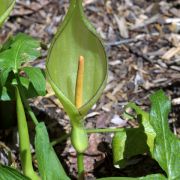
[0,0,15,27]
[0,33,45,179]
[112,103,155,168]
[0,33,45,100]
[23,67,46,96]
[0,33,41,73]
[150,90,180,179]
[35,122,70,180]
[0,165,30,180]
[111,90,180,179]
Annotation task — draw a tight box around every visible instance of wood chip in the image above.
[162,47,180,60]
[114,15,129,38]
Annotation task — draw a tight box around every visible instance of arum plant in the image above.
[46,0,108,177]
[47,0,108,148]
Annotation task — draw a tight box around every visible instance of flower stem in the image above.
[16,87,39,180]
[77,153,84,180]
[51,128,124,146]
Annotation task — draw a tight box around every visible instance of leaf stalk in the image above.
[15,87,39,180]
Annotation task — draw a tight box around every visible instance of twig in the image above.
[105,39,137,47]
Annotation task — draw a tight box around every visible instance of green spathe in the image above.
[46,0,107,118]
[0,0,15,27]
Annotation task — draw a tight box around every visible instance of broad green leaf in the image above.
[112,103,155,168]
[0,34,42,101]
[112,128,148,169]
[0,0,15,27]
[97,174,166,180]
[35,122,70,180]
[0,33,41,73]
[125,103,156,154]
[0,165,30,180]
[46,0,108,119]
[23,67,46,96]
[150,90,180,179]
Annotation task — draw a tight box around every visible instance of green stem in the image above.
[86,128,124,134]
[23,101,39,125]
[77,153,84,180]
[16,87,39,180]
[51,128,124,146]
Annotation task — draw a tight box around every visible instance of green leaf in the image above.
[125,103,156,154]
[0,0,15,27]
[19,77,38,98]
[150,90,180,179]
[0,165,30,180]
[23,67,46,96]
[35,122,70,180]
[0,34,42,101]
[0,33,41,72]
[112,129,148,169]
[112,103,155,168]
[97,174,166,180]
[46,0,108,119]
